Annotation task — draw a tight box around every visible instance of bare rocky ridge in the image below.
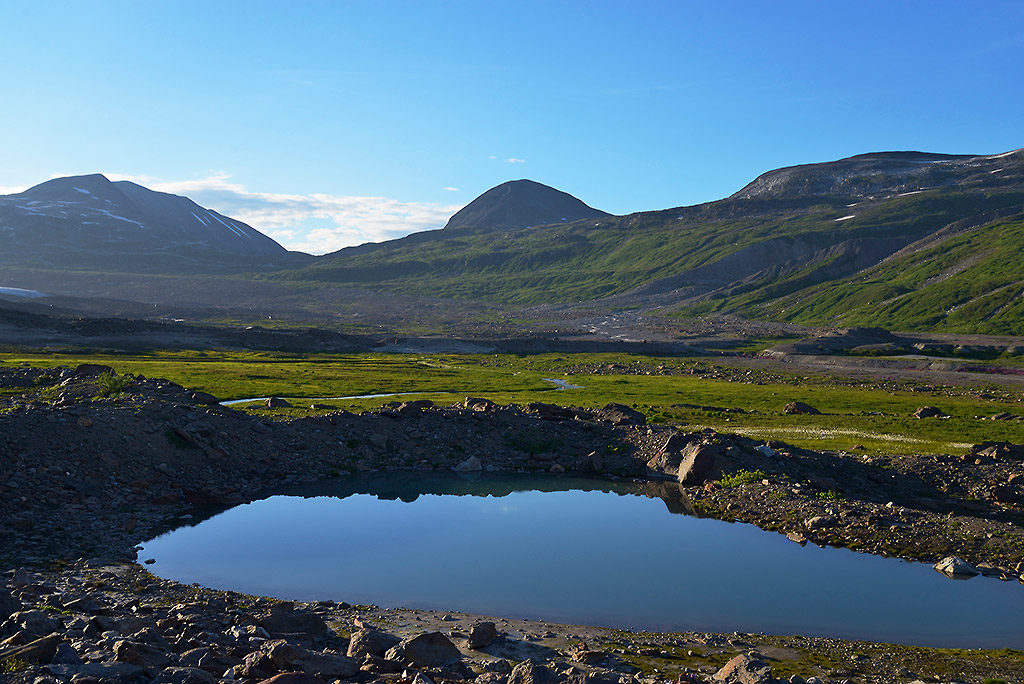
[2,366,1024,682]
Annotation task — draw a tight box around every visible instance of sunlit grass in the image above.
[3,349,1023,455]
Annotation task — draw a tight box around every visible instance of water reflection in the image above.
[141,472,1024,649]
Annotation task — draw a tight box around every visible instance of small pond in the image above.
[140,472,1024,648]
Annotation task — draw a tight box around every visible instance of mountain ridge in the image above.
[0,173,301,273]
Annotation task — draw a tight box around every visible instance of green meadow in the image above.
[4,349,1023,456]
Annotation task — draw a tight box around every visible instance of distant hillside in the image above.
[0,174,309,272]
[269,149,1024,334]
[443,179,609,230]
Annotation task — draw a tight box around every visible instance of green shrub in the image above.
[718,469,768,488]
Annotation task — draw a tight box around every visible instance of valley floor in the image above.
[1,363,1024,683]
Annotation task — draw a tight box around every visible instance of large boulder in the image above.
[467,621,498,649]
[914,406,949,419]
[933,556,980,578]
[453,456,483,472]
[712,653,772,683]
[347,627,400,659]
[647,432,697,474]
[385,632,462,668]
[265,397,293,408]
[783,401,820,415]
[677,443,718,484]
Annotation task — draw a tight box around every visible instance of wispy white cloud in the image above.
[0,184,30,195]
[443,186,460,192]
[506,158,526,164]
[104,172,463,255]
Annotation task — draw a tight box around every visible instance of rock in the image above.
[677,443,718,484]
[114,639,172,668]
[508,660,562,684]
[783,401,820,415]
[712,653,772,683]
[804,516,834,530]
[397,400,434,414]
[934,556,980,578]
[259,604,331,639]
[453,456,483,472]
[595,403,646,426]
[51,642,83,665]
[0,588,22,620]
[914,406,949,419]
[385,631,461,668]
[77,416,94,427]
[647,432,696,473]
[4,609,59,636]
[254,674,326,684]
[574,451,604,473]
[265,396,293,408]
[347,627,401,659]
[0,634,61,665]
[77,661,146,681]
[74,363,115,377]
[295,651,359,679]
[524,402,576,421]
[990,412,1020,420]
[465,397,496,412]
[786,532,807,545]
[189,391,221,406]
[991,484,1020,503]
[152,667,218,684]
[359,653,404,674]
[754,445,776,458]
[467,621,498,649]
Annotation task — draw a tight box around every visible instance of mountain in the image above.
[442,179,609,230]
[269,149,1024,334]
[0,174,302,272]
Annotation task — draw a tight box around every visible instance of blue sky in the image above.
[2,1,1022,254]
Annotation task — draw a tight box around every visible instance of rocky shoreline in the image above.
[2,365,1024,683]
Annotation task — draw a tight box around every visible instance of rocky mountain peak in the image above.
[443,179,610,231]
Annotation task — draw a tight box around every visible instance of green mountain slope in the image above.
[738,213,1024,335]
[270,150,1024,334]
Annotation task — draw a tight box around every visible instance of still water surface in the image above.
[141,473,1024,648]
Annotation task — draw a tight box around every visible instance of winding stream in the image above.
[220,377,582,406]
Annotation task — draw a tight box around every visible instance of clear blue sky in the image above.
[3,1,1023,253]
